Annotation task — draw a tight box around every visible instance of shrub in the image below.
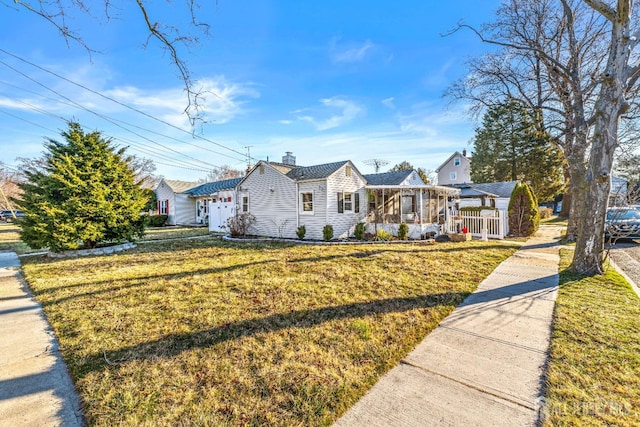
[354,222,366,240]
[227,213,256,237]
[539,207,553,219]
[398,222,409,240]
[322,224,334,242]
[296,225,306,240]
[376,228,392,241]
[508,182,540,237]
[147,214,168,227]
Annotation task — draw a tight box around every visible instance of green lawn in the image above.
[21,237,517,426]
[543,250,640,426]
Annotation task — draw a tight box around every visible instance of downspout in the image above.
[296,181,299,229]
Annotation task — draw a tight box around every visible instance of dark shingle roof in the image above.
[185,178,242,197]
[285,161,349,181]
[459,187,498,198]
[364,170,414,185]
[471,181,518,198]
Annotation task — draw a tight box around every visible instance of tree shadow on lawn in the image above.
[78,291,468,376]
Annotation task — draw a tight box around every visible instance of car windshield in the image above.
[607,208,640,220]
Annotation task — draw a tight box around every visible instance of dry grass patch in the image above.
[22,238,516,426]
[543,250,640,426]
[141,226,212,241]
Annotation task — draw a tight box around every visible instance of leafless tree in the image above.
[202,164,242,182]
[5,0,213,125]
[0,165,23,209]
[446,0,640,274]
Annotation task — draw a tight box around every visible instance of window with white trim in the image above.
[301,192,314,213]
[159,199,169,215]
[337,192,353,213]
[242,196,249,213]
[450,172,457,181]
[454,157,461,167]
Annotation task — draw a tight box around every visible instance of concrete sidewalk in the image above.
[0,251,83,426]
[335,225,563,427]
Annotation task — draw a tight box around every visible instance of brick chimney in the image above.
[282,151,296,166]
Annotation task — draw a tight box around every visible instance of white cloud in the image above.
[381,97,396,110]
[295,96,363,131]
[330,38,376,63]
[395,102,472,137]
[102,76,259,127]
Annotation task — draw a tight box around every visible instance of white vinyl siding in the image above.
[324,162,366,239]
[240,162,298,238]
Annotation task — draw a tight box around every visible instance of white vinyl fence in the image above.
[446,209,506,239]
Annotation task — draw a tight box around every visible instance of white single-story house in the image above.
[237,159,368,240]
[234,153,460,240]
[184,178,242,231]
[155,179,200,225]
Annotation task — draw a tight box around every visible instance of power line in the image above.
[0,78,245,164]
[0,61,221,170]
[1,108,214,173]
[0,48,256,163]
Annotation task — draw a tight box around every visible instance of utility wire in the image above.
[0,78,244,163]
[1,106,215,173]
[0,60,221,170]
[0,48,255,163]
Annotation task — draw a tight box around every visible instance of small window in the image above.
[454,157,461,167]
[337,192,353,213]
[344,193,352,211]
[301,192,314,213]
[242,196,249,212]
[355,192,360,213]
[450,172,457,181]
[346,165,351,176]
[159,199,169,215]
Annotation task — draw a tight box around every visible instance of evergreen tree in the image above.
[471,100,564,202]
[16,122,148,252]
[508,182,539,237]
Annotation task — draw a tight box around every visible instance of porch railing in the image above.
[446,210,505,240]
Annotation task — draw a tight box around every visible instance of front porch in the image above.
[364,184,460,239]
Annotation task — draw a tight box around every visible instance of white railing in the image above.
[447,210,505,239]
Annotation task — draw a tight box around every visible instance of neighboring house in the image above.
[435,150,472,185]
[237,158,367,240]
[155,179,200,225]
[454,181,519,211]
[184,178,242,231]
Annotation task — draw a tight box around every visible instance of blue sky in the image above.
[0,1,501,181]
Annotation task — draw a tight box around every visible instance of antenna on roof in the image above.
[244,146,253,168]
[363,159,389,173]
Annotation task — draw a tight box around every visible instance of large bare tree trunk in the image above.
[572,0,633,274]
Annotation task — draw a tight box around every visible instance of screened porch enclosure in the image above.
[364,185,460,239]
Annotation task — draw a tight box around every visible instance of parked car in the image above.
[0,210,24,222]
[605,207,640,238]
